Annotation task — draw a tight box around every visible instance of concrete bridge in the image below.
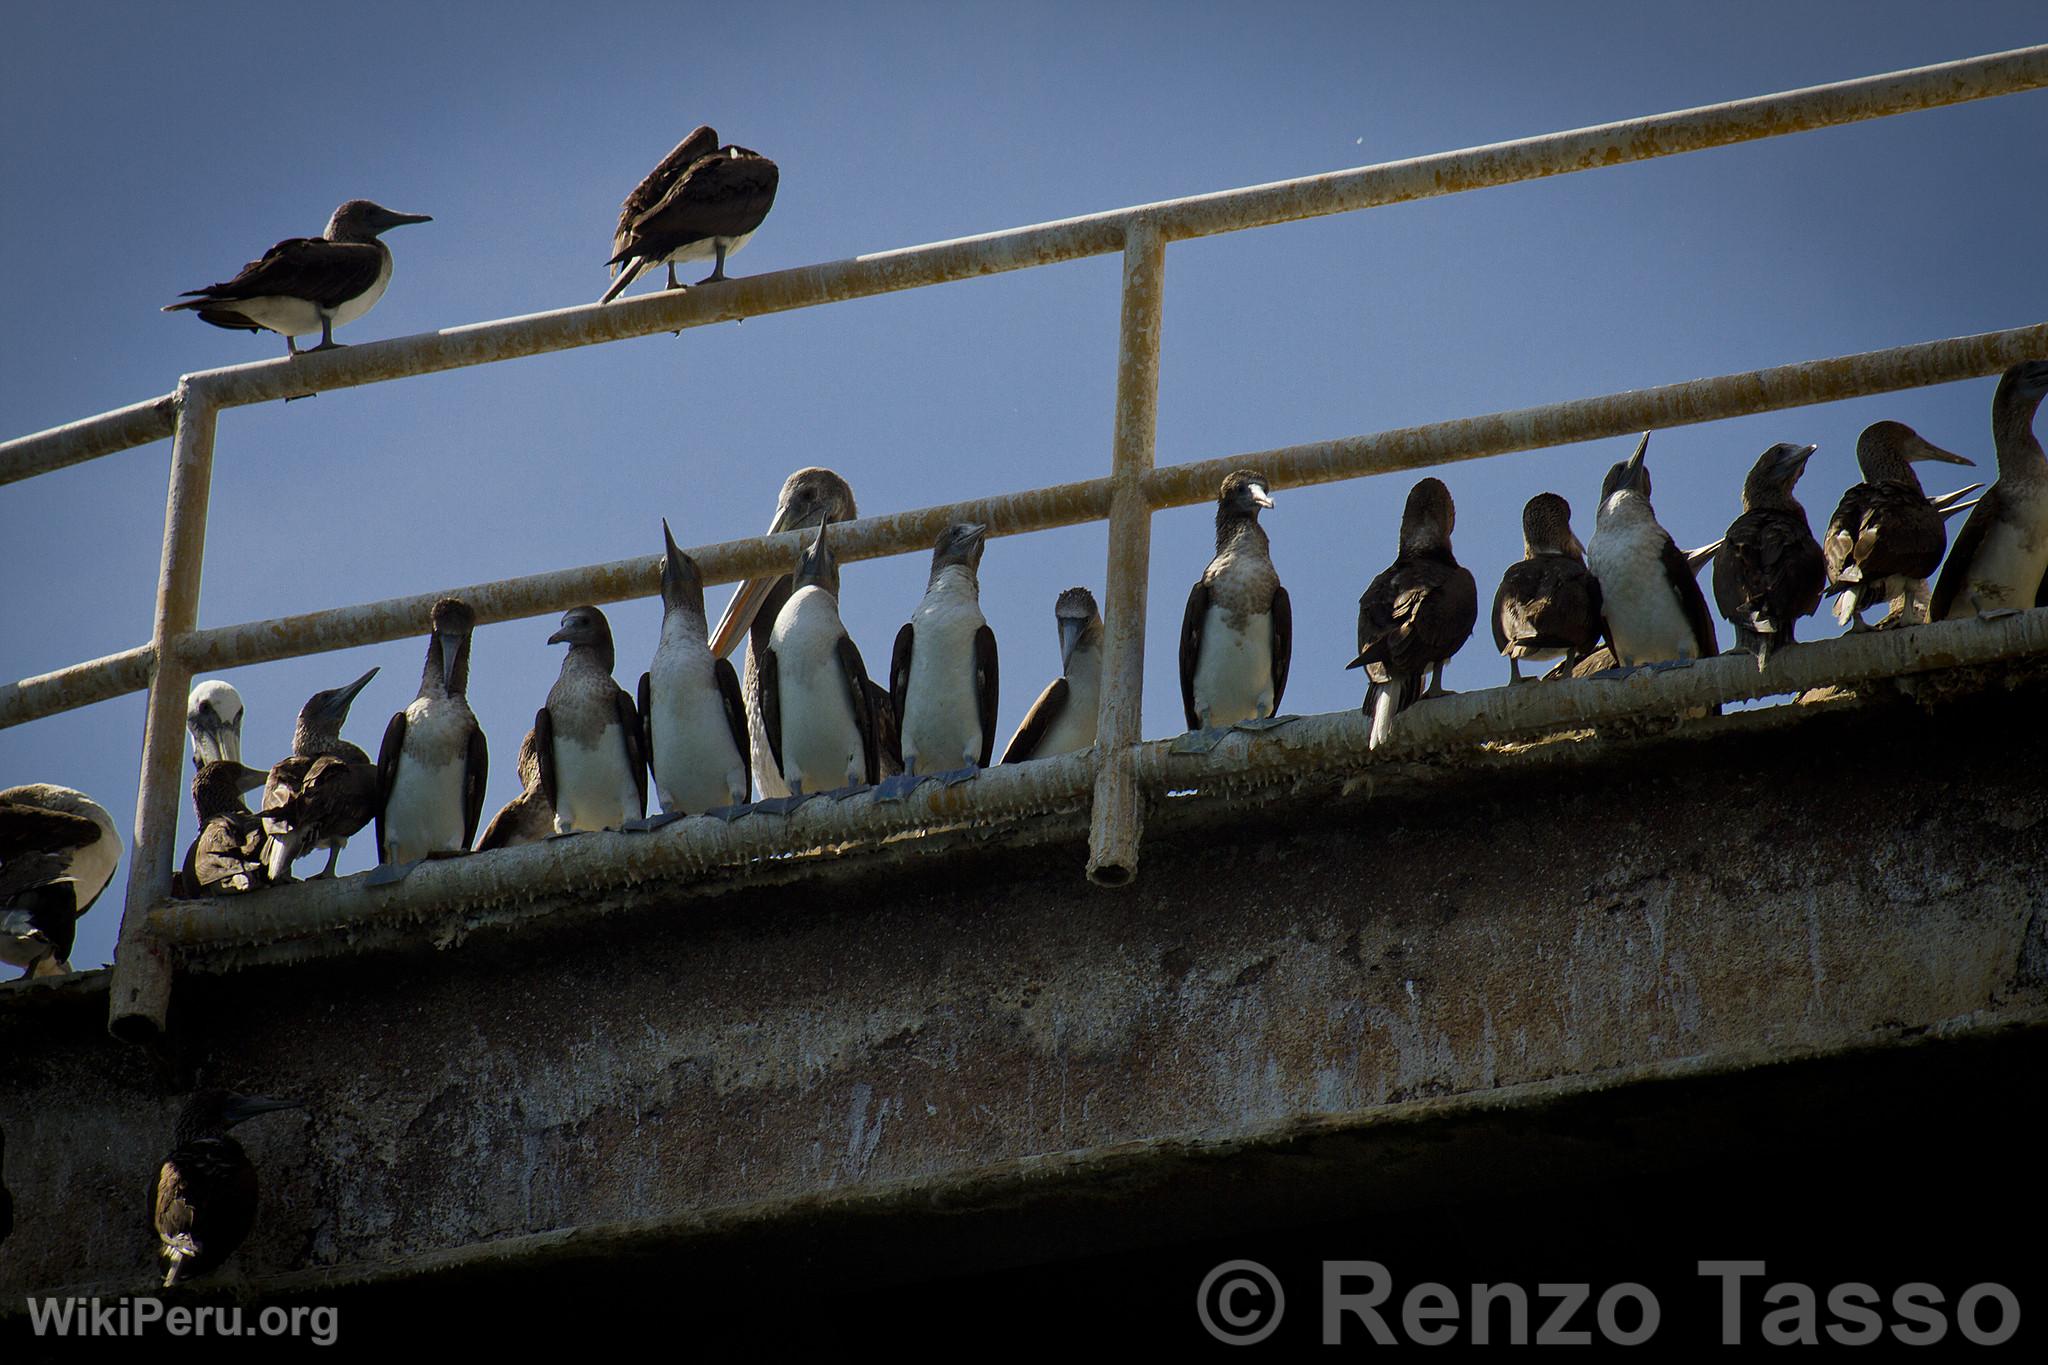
[4,658,2042,1345]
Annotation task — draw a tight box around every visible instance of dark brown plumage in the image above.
[477,730,556,851]
[181,763,270,896]
[2,786,117,976]
[602,128,778,301]
[1713,443,1825,670]
[1824,421,1974,629]
[260,669,378,881]
[1491,493,1603,682]
[153,1090,299,1288]
[1350,478,1478,748]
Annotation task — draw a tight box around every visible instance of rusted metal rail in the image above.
[0,45,2043,1041]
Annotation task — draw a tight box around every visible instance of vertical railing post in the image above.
[109,381,217,1042]
[1086,220,1165,885]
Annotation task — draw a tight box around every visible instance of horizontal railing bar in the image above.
[7,318,2043,728]
[142,608,2048,960]
[4,45,2042,479]
[0,645,155,729]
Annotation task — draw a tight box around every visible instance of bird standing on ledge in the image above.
[1002,587,1104,764]
[378,599,489,863]
[641,520,751,814]
[1351,477,1478,748]
[1713,442,1825,670]
[1932,361,2048,620]
[892,524,999,775]
[153,1090,300,1288]
[1587,433,1719,667]
[163,200,431,356]
[1,785,119,978]
[1825,422,1975,630]
[1492,492,1602,683]
[602,127,778,302]
[1180,471,1291,731]
[536,606,647,833]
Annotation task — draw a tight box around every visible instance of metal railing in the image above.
[4,46,2045,1041]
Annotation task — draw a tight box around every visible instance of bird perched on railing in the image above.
[182,762,272,896]
[709,468,900,797]
[378,599,488,862]
[1492,493,1603,684]
[1180,471,1290,731]
[1588,433,1718,667]
[1,784,118,978]
[1003,587,1104,764]
[1932,361,2048,620]
[537,605,646,832]
[163,200,431,356]
[640,522,750,815]
[601,126,779,303]
[892,524,999,775]
[1713,443,1825,670]
[153,1089,300,1288]
[761,522,879,794]
[1823,421,1975,630]
[477,730,555,851]
[1351,477,1478,748]
[259,669,380,880]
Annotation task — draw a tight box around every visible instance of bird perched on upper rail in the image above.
[1002,587,1104,765]
[640,521,750,814]
[762,522,879,794]
[1587,433,1719,667]
[1492,492,1603,684]
[163,200,431,356]
[378,599,488,863]
[1351,477,1479,748]
[1932,361,2048,620]
[601,126,779,303]
[537,606,646,833]
[1713,443,1825,670]
[1180,471,1291,731]
[477,730,555,851]
[892,524,999,775]
[259,669,379,881]
[182,763,272,896]
[709,469,900,797]
[153,1089,300,1289]
[1,785,118,978]
[1823,421,1975,630]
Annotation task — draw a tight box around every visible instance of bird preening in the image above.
[602,126,779,303]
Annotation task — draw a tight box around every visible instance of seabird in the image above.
[1001,587,1104,764]
[154,1089,300,1288]
[477,730,556,851]
[536,605,647,832]
[186,679,266,794]
[761,522,879,793]
[1587,433,1719,666]
[182,762,272,896]
[1823,422,1975,630]
[1491,492,1604,683]
[1179,470,1291,731]
[163,200,431,356]
[377,599,489,863]
[1350,477,1479,748]
[259,668,379,881]
[891,524,999,774]
[639,522,750,814]
[708,468,899,797]
[1713,442,1826,670]
[1932,361,2048,620]
[0,785,118,978]
[602,128,778,303]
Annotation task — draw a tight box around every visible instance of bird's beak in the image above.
[191,716,241,767]
[223,1094,302,1124]
[1906,434,1973,467]
[547,625,574,646]
[1686,539,1723,573]
[323,667,379,720]
[230,762,268,795]
[1251,485,1275,509]
[437,631,466,685]
[385,211,433,228]
[1931,483,1985,516]
[1058,615,1086,671]
[709,502,811,659]
[1563,530,1587,560]
[1626,432,1650,474]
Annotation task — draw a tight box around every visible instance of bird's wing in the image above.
[462,725,489,849]
[1665,535,1720,656]
[890,623,915,733]
[637,672,656,795]
[1001,678,1069,764]
[715,657,752,800]
[375,711,406,862]
[614,125,720,256]
[759,648,784,782]
[864,678,902,777]
[532,707,557,811]
[170,238,385,311]
[1178,580,1209,731]
[615,154,779,263]
[837,636,879,784]
[1268,584,1292,715]
[0,799,101,861]
[614,686,647,819]
[974,624,1000,768]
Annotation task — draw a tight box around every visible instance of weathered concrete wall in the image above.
[2,684,2043,1301]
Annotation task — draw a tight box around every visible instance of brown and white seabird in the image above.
[1587,433,1719,667]
[891,524,999,774]
[1823,421,1975,630]
[1180,471,1291,731]
[640,521,750,814]
[1,785,119,978]
[708,468,899,797]
[187,680,266,794]
[163,200,431,356]
[1713,442,1826,670]
[182,762,272,896]
[477,730,556,851]
[601,127,779,302]
[1001,587,1104,764]
[154,1089,301,1288]
[1932,361,2048,620]
[259,669,379,881]
[536,605,647,832]
[1491,492,1603,683]
[761,522,879,794]
[1350,477,1479,748]
[377,599,488,862]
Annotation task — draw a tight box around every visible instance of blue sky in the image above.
[3,2,2043,973]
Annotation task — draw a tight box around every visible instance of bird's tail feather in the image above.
[1365,671,1420,750]
[162,1235,196,1288]
[599,258,647,304]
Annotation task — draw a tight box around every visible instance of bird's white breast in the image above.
[901,574,987,773]
[1590,519,1698,665]
[383,697,473,860]
[655,227,756,267]
[1192,553,1276,728]
[551,724,638,832]
[1035,652,1100,759]
[771,587,865,792]
[1948,482,2048,616]
[650,629,748,813]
